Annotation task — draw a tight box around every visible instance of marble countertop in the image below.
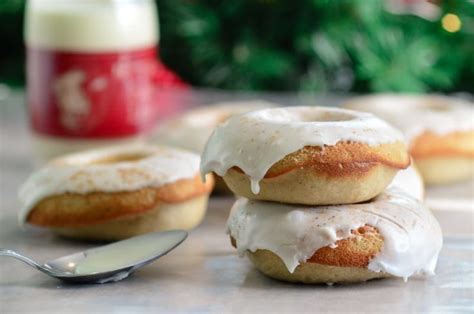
[1,90,473,313]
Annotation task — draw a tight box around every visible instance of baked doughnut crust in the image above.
[408,131,474,184]
[52,195,210,241]
[306,225,383,267]
[410,131,474,159]
[248,250,389,284]
[232,226,389,284]
[224,141,409,205]
[27,174,214,227]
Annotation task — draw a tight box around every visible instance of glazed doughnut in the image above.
[152,100,276,153]
[227,188,442,284]
[152,100,276,193]
[201,106,410,205]
[19,145,214,241]
[344,94,474,185]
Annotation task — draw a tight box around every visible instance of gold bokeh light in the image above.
[442,13,462,33]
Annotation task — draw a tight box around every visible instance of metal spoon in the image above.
[0,230,187,284]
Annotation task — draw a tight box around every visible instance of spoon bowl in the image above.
[1,230,187,284]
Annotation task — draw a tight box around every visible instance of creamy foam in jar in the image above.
[25,0,160,162]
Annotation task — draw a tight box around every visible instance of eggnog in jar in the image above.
[25,0,160,163]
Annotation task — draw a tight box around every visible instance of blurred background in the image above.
[1,0,473,93]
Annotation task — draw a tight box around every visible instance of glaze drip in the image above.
[388,165,424,201]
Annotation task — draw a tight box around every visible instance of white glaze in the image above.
[388,164,425,201]
[344,94,474,142]
[74,230,186,275]
[227,188,442,280]
[18,145,200,224]
[151,100,276,153]
[201,106,405,194]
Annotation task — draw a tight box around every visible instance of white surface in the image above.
[426,180,474,237]
[0,199,472,313]
[1,90,473,313]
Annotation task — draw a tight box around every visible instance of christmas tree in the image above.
[0,0,473,93]
[158,0,474,92]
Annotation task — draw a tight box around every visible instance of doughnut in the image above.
[152,100,276,153]
[152,100,276,193]
[201,106,410,205]
[344,94,474,185]
[227,188,442,284]
[18,145,214,241]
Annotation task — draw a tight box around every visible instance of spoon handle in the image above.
[0,248,55,276]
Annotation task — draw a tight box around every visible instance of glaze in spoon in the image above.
[0,230,187,283]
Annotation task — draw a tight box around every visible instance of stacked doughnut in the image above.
[19,145,214,241]
[151,100,276,193]
[344,94,474,185]
[201,106,442,284]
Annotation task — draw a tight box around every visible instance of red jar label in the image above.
[27,47,167,138]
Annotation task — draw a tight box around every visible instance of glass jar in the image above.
[25,0,160,163]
